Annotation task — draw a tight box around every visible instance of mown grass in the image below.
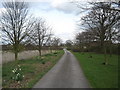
[72,52,118,88]
[0,65,2,88]
[2,50,64,88]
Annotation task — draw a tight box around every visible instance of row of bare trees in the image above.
[1,1,62,61]
[72,1,120,65]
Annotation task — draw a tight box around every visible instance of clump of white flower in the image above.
[11,65,24,82]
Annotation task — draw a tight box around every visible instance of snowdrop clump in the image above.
[11,65,24,82]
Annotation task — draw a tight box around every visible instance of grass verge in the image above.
[2,50,64,88]
[72,52,118,88]
[0,65,2,88]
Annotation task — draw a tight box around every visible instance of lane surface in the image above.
[33,49,91,88]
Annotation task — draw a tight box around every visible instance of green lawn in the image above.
[72,52,118,88]
[2,50,64,88]
[0,65,2,88]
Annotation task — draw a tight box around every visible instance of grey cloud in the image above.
[52,2,80,14]
[30,2,55,12]
[55,32,74,42]
[30,2,80,14]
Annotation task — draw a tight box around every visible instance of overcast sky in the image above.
[29,0,84,42]
[0,0,87,44]
[0,0,114,44]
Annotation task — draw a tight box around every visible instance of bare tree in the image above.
[76,30,95,44]
[42,30,54,53]
[100,0,120,12]
[65,40,73,48]
[75,30,95,52]
[81,2,120,65]
[1,0,31,60]
[52,37,62,51]
[28,18,52,56]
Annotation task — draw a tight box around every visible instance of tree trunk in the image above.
[38,45,42,56]
[50,46,52,53]
[104,43,108,65]
[88,44,92,58]
[109,47,112,57]
[14,44,18,61]
[39,49,41,56]
[109,41,112,57]
[15,52,18,61]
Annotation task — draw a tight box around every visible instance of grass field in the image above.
[2,50,64,88]
[0,65,2,88]
[72,52,118,88]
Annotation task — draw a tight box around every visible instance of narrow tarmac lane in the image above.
[33,49,91,88]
